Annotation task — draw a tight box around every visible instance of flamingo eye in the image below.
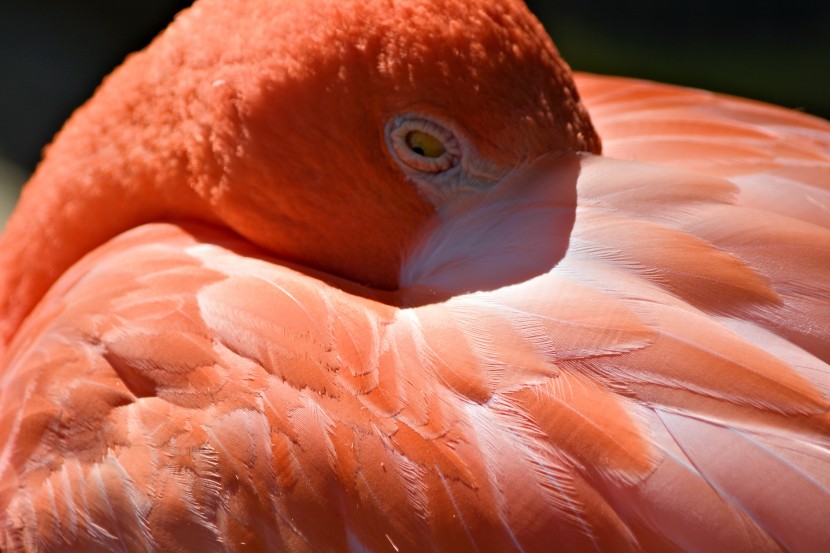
[405,130,446,158]
[388,116,460,173]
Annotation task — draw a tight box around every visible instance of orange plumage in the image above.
[1,1,829,552]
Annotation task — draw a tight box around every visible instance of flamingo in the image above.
[1,0,829,551]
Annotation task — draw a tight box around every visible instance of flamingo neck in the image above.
[0,146,209,355]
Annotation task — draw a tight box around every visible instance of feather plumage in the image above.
[1,2,830,552]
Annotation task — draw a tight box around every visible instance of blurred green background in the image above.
[1,1,829,226]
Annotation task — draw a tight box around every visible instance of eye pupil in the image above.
[405,130,446,158]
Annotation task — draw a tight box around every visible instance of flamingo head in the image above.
[153,0,600,289]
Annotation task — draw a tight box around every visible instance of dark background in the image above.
[1,0,828,220]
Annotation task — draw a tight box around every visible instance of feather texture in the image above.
[1,2,829,552]
[3,109,829,549]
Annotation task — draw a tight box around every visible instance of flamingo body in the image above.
[1,1,830,552]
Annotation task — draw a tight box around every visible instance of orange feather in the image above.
[1,1,829,552]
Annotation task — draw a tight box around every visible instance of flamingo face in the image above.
[182,0,601,290]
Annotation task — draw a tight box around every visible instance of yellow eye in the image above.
[405,130,446,158]
[388,116,459,173]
